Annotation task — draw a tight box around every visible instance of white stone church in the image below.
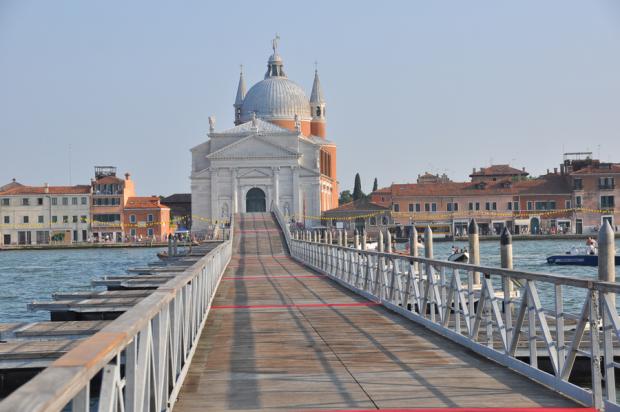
[191,38,338,233]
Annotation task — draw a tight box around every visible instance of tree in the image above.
[352,173,365,200]
[372,177,378,192]
[338,190,352,205]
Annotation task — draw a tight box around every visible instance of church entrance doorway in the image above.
[246,188,266,212]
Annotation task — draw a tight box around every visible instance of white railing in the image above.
[288,236,620,410]
[271,202,291,250]
[0,217,234,412]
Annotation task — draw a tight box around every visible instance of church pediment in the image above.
[238,168,271,178]
[207,135,299,160]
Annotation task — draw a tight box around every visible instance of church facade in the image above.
[190,39,338,233]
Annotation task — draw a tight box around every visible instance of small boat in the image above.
[448,251,469,263]
[547,246,620,266]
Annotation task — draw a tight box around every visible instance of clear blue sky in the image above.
[1,1,619,196]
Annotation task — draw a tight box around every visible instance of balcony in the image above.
[599,184,616,190]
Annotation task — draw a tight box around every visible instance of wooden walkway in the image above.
[174,213,578,410]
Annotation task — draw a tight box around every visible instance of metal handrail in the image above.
[0,216,234,412]
[285,234,619,410]
[271,202,291,251]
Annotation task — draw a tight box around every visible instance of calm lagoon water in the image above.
[0,248,159,323]
[0,239,618,323]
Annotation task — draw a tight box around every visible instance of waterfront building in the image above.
[123,197,172,242]
[161,193,192,232]
[563,153,619,233]
[365,155,618,236]
[191,37,338,234]
[469,165,529,183]
[321,197,393,237]
[0,183,92,245]
[90,166,135,242]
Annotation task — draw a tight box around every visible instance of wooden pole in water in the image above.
[378,230,384,253]
[409,226,418,257]
[500,225,513,294]
[168,236,173,257]
[468,219,480,285]
[354,229,360,249]
[386,229,392,253]
[173,235,178,257]
[344,230,348,248]
[599,221,616,283]
[424,226,433,258]
[361,229,367,251]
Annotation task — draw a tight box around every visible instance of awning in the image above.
[514,219,530,226]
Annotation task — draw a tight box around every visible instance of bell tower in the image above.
[233,65,246,125]
[310,67,326,138]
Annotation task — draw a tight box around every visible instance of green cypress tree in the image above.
[353,173,364,200]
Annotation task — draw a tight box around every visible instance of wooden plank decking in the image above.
[174,213,578,411]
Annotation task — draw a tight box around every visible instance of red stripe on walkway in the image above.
[307,410,596,412]
[212,302,380,310]
[222,275,325,280]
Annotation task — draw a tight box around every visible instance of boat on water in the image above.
[547,246,620,266]
[448,251,469,262]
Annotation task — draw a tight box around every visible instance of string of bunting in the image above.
[0,207,613,230]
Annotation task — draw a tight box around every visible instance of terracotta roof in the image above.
[382,174,570,197]
[125,196,168,209]
[161,193,191,204]
[0,185,91,195]
[324,198,389,214]
[94,176,125,184]
[470,164,528,177]
[0,180,24,192]
[571,164,620,175]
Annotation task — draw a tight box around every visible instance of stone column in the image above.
[273,167,280,209]
[292,166,300,219]
[232,168,238,214]
[210,168,218,220]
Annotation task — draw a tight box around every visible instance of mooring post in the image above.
[173,235,178,257]
[337,230,342,246]
[354,229,360,249]
[409,226,418,256]
[409,225,418,273]
[599,221,616,283]
[378,230,384,253]
[344,230,348,248]
[598,220,616,403]
[424,226,433,258]
[500,226,514,329]
[167,235,173,257]
[386,229,392,253]
[361,229,367,251]
[327,230,332,245]
[468,219,480,285]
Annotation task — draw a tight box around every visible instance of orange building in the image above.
[123,197,172,241]
[90,166,135,242]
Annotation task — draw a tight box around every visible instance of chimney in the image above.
[522,167,526,172]
[554,167,558,174]
[472,168,476,174]
[547,169,549,174]
[125,173,131,180]
[44,183,49,194]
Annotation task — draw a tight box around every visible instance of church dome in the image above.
[240,77,311,122]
